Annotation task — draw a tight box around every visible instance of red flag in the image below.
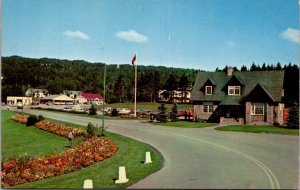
[132,54,136,65]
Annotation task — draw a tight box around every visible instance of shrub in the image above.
[87,122,98,137]
[89,105,97,115]
[26,115,38,126]
[37,115,44,121]
[111,108,119,117]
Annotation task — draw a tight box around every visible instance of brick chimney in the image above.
[227,66,233,76]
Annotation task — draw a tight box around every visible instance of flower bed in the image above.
[1,136,118,187]
[34,120,85,138]
[10,114,29,124]
[10,114,85,138]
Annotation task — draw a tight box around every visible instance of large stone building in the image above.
[191,67,285,125]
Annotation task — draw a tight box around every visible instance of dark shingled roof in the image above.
[191,70,284,105]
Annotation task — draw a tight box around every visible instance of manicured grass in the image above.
[153,121,216,128]
[215,125,299,135]
[2,110,163,188]
[100,102,192,112]
[15,132,163,189]
[1,111,73,160]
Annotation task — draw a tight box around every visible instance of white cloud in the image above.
[116,29,148,43]
[281,28,300,44]
[63,30,90,40]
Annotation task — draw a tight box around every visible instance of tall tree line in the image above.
[1,56,198,103]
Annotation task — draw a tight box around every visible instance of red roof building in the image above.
[81,93,103,101]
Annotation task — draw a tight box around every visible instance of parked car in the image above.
[117,108,131,115]
[17,102,23,109]
[64,105,73,110]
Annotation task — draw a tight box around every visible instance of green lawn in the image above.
[100,102,192,112]
[215,125,299,135]
[2,111,73,160]
[2,110,163,188]
[153,121,216,128]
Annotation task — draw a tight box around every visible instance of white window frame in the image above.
[203,102,214,114]
[205,86,213,95]
[251,103,265,115]
[228,86,241,95]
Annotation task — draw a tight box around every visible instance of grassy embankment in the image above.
[215,125,299,135]
[2,110,163,188]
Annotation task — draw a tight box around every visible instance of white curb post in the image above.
[83,179,93,189]
[145,151,152,164]
[115,166,129,184]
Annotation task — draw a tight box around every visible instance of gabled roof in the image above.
[26,88,48,93]
[81,93,103,100]
[191,70,284,104]
[245,84,275,103]
[41,94,73,101]
[204,78,216,86]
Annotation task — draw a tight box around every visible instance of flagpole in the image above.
[134,53,137,117]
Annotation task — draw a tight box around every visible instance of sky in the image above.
[2,0,299,71]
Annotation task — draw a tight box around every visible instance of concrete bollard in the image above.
[115,166,129,184]
[145,151,152,164]
[83,179,93,189]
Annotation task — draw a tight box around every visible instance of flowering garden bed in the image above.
[2,114,118,188]
[10,114,29,124]
[34,120,85,138]
[10,114,85,138]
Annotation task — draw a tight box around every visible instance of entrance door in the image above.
[226,107,231,118]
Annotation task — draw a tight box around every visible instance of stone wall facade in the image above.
[193,104,218,121]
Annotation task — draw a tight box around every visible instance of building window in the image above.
[251,103,265,115]
[203,102,214,113]
[205,86,212,95]
[228,86,240,95]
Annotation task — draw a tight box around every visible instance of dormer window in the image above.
[228,86,240,95]
[205,86,213,95]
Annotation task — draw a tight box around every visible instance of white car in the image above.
[117,108,131,115]
[17,102,23,109]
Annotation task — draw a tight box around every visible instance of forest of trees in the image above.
[1,56,299,107]
[1,56,198,103]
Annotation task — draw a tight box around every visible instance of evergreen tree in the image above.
[178,75,189,103]
[276,62,282,70]
[287,103,299,129]
[250,63,258,71]
[165,74,178,102]
[170,103,178,121]
[156,103,168,122]
[261,63,267,71]
[241,65,247,71]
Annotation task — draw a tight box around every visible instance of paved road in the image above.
[13,108,299,189]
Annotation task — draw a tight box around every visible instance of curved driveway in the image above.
[18,109,299,189]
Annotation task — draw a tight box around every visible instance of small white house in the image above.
[7,96,32,106]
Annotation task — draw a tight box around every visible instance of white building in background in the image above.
[63,90,82,99]
[39,94,74,105]
[25,88,48,98]
[7,96,32,106]
[158,86,193,103]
